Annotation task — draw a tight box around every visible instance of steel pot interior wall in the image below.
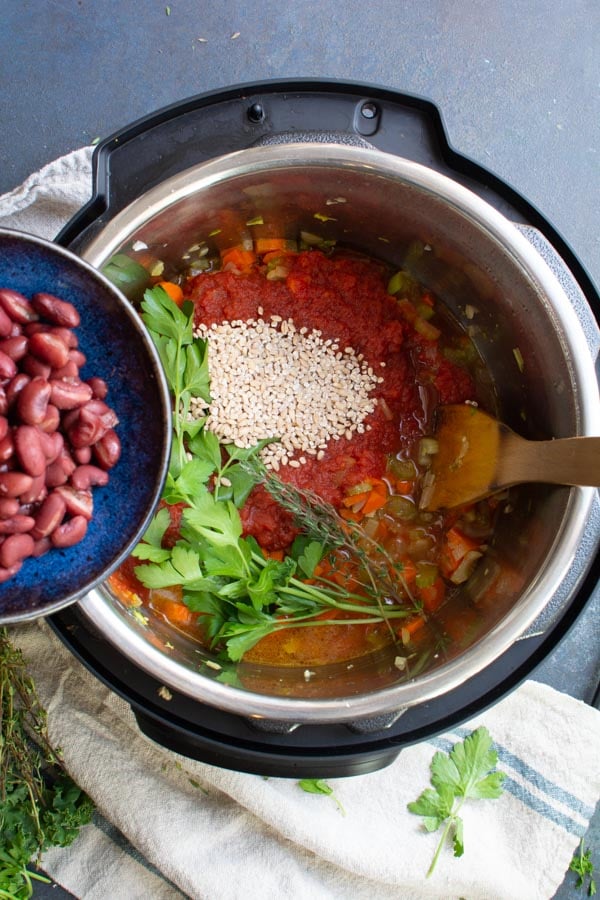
[77,145,599,722]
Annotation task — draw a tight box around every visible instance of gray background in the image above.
[1,1,598,897]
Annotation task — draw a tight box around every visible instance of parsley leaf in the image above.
[407,727,505,876]
[298,778,346,815]
[570,841,597,896]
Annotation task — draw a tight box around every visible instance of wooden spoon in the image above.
[419,404,600,511]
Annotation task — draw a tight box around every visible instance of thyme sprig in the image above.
[240,456,419,612]
[0,628,94,899]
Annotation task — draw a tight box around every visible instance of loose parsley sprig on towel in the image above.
[298,779,346,815]
[570,841,597,896]
[407,726,505,877]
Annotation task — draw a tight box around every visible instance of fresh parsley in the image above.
[570,841,597,896]
[298,778,346,815]
[407,726,505,876]
[0,628,94,899]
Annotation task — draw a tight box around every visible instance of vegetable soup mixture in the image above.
[109,239,501,678]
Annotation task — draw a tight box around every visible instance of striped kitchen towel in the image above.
[8,618,600,900]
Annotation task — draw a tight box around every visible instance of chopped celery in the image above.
[102,254,150,298]
[415,561,439,589]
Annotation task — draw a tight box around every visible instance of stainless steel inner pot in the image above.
[76,144,600,723]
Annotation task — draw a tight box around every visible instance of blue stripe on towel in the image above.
[453,726,595,820]
[430,737,587,837]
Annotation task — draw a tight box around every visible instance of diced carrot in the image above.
[220,246,257,272]
[255,239,292,255]
[341,490,371,508]
[263,548,285,561]
[156,281,184,306]
[361,483,388,515]
[340,508,361,522]
[399,616,426,639]
[154,598,194,627]
[440,527,482,577]
[395,479,413,494]
[372,522,388,546]
[399,558,417,584]
[420,577,446,613]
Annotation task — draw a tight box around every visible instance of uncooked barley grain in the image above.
[193,317,380,468]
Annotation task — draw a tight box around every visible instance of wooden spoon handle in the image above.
[500,435,600,487]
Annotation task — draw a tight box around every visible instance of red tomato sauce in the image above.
[187,251,474,551]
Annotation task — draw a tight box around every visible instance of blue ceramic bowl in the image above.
[0,228,171,623]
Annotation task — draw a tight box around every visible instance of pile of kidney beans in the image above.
[0,287,121,583]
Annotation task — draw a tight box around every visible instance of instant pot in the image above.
[52,80,600,777]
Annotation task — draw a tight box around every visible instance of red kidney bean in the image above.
[71,464,110,491]
[0,533,35,567]
[51,360,79,380]
[14,424,46,476]
[31,492,67,539]
[0,515,36,535]
[0,289,39,324]
[0,307,16,338]
[0,498,19,518]
[38,403,60,433]
[0,387,7,417]
[0,335,29,361]
[28,331,70,369]
[57,449,76,477]
[19,473,47,505]
[54,484,93,520]
[0,417,7,443]
[84,398,119,426]
[0,351,17,381]
[86,377,108,400]
[32,292,80,328]
[22,354,51,379]
[67,408,106,449]
[0,434,14,463]
[73,445,91,464]
[6,373,30,409]
[50,378,93,410]
[38,429,63,462]
[51,326,78,348]
[0,471,33,497]
[0,561,23,582]
[24,322,50,335]
[17,376,51,425]
[93,429,121,470]
[68,349,87,368]
[45,460,69,488]
[51,515,87,548]
[32,537,51,558]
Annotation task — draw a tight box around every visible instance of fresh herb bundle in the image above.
[132,287,420,661]
[0,627,94,899]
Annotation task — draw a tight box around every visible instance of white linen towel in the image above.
[1,149,599,900]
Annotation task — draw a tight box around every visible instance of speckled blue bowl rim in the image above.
[0,228,171,624]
